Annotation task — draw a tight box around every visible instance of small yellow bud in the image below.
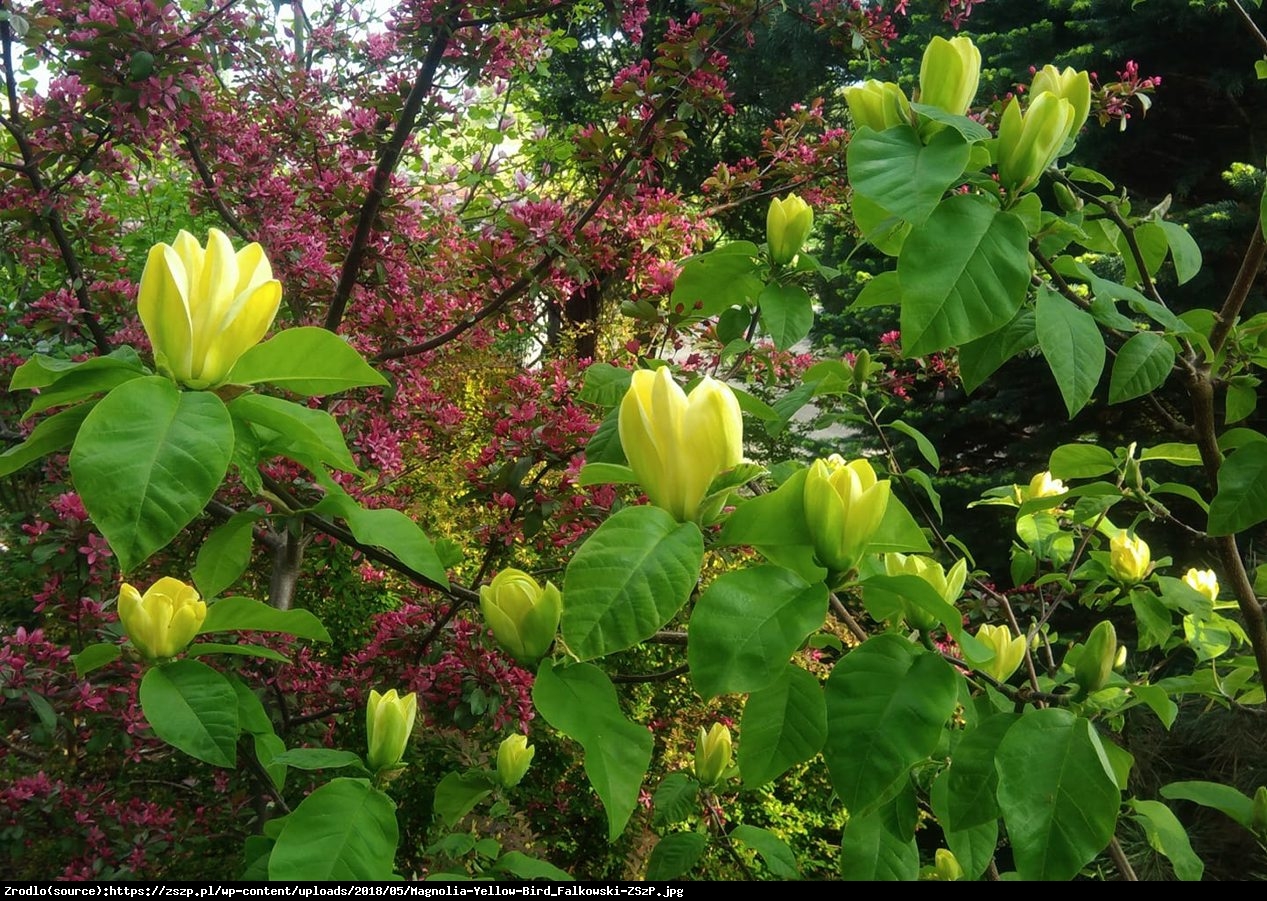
[884,554,968,630]
[934,848,963,881]
[844,80,912,132]
[1109,532,1151,584]
[997,93,1076,194]
[496,734,535,788]
[804,456,891,575]
[694,723,732,787]
[1074,621,1118,695]
[968,623,1027,683]
[366,688,417,773]
[766,194,814,266]
[918,36,981,116]
[1182,567,1219,603]
[137,228,282,389]
[1027,471,1066,499]
[1029,65,1092,135]
[618,368,744,523]
[479,568,562,665]
[117,577,206,661]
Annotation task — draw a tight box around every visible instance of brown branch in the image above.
[1208,222,1265,358]
[611,663,689,684]
[46,126,112,194]
[159,0,246,52]
[324,20,453,333]
[182,130,251,241]
[462,1,570,28]
[1232,0,1267,55]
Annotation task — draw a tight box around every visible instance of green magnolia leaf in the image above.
[72,642,122,677]
[898,195,1030,356]
[652,772,699,827]
[70,377,234,571]
[194,512,260,599]
[1036,287,1105,417]
[718,467,812,548]
[433,770,498,827]
[561,505,703,660]
[839,798,920,881]
[10,346,146,391]
[759,282,814,350]
[1160,780,1254,828]
[688,566,827,698]
[1157,221,1202,285]
[1118,221,1170,286]
[254,733,288,791]
[908,102,992,142]
[269,748,367,772]
[229,394,360,473]
[958,309,1037,394]
[671,242,763,317]
[533,661,653,842]
[847,125,972,226]
[1109,332,1174,403]
[930,768,999,880]
[1208,441,1267,535]
[0,403,94,477]
[227,327,388,395]
[851,271,901,310]
[22,366,145,420]
[139,659,239,767]
[889,419,939,470]
[187,642,290,663]
[315,484,449,588]
[579,362,633,407]
[994,709,1120,880]
[199,596,331,642]
[492,852,573,882]
[730,825,801,879]
[229,674,274,736]
[823,634,958,815]
[584,408,626,465]
[739,664,827,788]
[1226,378,1258,424]
[645,832,707,880]
[1129,799,1204,880]
[946,713,1018,830]
[868,497,933,554]
[268,778,398,880]
[1049,443,1116,479]
[577,462,637,486]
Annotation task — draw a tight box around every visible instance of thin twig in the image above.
[182,130,252,241]
[611,663,689,684]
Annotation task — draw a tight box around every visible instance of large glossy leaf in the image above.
[645,833,707,880]
[433,771,497,827]
[1129,799,1204,880]
[994,709,1120,880]
[823,634,958,815]
[839,795,919,881]
[958,309,1037,394]
[193,512,260,599]
[930,769,999,880]
[315,484,449,588]
[10,346,146,391]
[229,394,360,473]
[898,195,1030,356]
[1109,332,1174,403]
[1036,287,1106,417]
[199,596,331,642]
[739,664,827,788]
[579,362,632,407]
[1158,221,1202,285]
[139,660,239,767]
[1208,441,1267,535]
[268,778,398,880]
[22,366,145,420]
[759,282,814,350]
[1160,780,1254,828]
[561,506,703,660]
[228,327,388,395]
[730,825,800,879]
[533,661,652,841]
[717,467,812,548]
[670,242,763,317]
[847,125,972,226]
[946,713,1018,830]
[689,566,827,698]
[69,377,233,571]
[0,403,93,477]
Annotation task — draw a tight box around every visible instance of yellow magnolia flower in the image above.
[885,553,968,630]
[496,734,535,788]
[969,623,1027,683]
[1182,567,1219,602]
[694,723,732,787]
[997,93,1076,194]
[117,577,206,661]
[844,80,912,133]
[918,35,981,116]
[1029,64,1092,135]
[618,368,743,523]
[138,228,282,389]
[766,194,814,266]
[366,688,418,772]
[804,455,890,574]
[479,568,562,664]
[1027,470,1067,499]
[934,848,963,881]
[1109,531,1151,583]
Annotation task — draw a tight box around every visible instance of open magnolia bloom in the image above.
[138,228,283,389]
[117,577,206,661]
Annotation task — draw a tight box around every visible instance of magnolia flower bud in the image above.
[766,194,814,266]
[366,688,417,773]
[496,734,535,788]
[118,577,206,661]
[1074,620,1118,696]
[918,35,981,116]
[618,368,744,523]
[1252,786,1267,839]
[934,848,963,881]
[137,228,282,389]
[1182,567,1219,603]
[997,93,1076,194]
[479,568,562,665]
[844,80,912,132]
[1109,531,1151,584]
[694,723,732,787]
[1029,64,1092,135]
[884,553,968,630]
[968,623,1027,683]
[804,456,891,575]
[1027,471,1067,500]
